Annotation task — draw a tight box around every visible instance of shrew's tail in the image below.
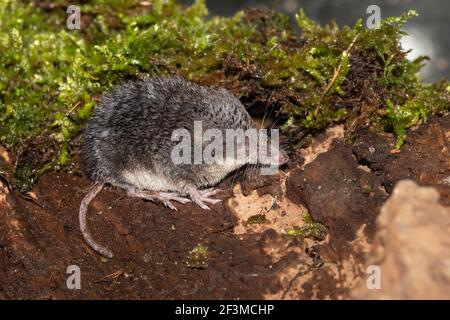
[79,182,114,258]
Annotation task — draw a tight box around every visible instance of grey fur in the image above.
[80,76,260,257]
[82,76,255,191]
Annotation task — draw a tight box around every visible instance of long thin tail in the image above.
[79,182,114,258]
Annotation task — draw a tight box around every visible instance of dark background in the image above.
[181,0,450,82]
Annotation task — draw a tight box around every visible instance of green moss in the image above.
[246,214,268,225]
[0,0,449,185]
[185,244,208,269]
[286,212,328,241]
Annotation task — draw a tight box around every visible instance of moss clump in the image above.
[286,212,328,241]
[185,244,208,269]
[246,214,268,225]
[0,0,449,186]
[362,184,373,195]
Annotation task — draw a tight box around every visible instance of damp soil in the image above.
[0,115,448,299]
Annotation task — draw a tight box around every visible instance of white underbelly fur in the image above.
[121,169,176,191]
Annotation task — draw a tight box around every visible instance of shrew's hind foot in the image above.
[186,186,222,210]
[127,190,191,211]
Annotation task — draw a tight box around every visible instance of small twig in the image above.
[96,269,124,284]
[0,171,12,192]
[18,192,45,208]
[65,101,81,118]
[48,271,56,285]
[265,196,278,213]
[314,34,360,118]
[281,267,315,300]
